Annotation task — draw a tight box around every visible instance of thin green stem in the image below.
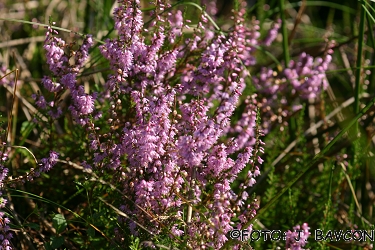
[177,1,222,34]
[362,3,375,24]
[252,44,282,67]
[354,1,366,135]
[321,165,334,232]
[348,1,367,225]
[279,0,290,65]
[279,0,297,142]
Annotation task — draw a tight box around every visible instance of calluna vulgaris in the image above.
[0,0,335,248]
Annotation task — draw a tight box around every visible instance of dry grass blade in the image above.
[288,0,307,44]
[5,68,18,145]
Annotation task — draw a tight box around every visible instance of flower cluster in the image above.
[253,50,332,132]
[92,0,264,248]
[35,25,96,125]
[0,211,12,250]
[285,223,311,250]
[284,52,332,99]
[34,151,59,178]
[0,150,13,250]
[263,19,281,46]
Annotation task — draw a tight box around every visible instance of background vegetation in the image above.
[1,0,375,249]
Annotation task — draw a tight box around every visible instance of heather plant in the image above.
[0,0,375,249]
[78,1,264,248]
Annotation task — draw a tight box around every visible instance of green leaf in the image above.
[50,236,64,248]
[52,214,67,234]
[129,235,140,250]
[25,223,40,230]
[44,243,53,250]
[87,226,95,238]
[20,120,34,138]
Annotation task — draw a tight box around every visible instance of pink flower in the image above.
[286,223,311,250]
[76,95,94,115]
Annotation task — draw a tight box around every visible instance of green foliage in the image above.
[52,214,67,234]
[1,0,375,249]
[129,236,141,250]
